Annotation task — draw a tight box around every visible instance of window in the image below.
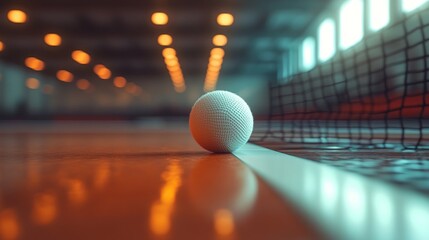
[369,0,390,31]
[289,49,298,76]
[402,0,429,13]
[280,52,289,79]
[301,37,316,71]
[339,0,364,50]
[318,18,336,62]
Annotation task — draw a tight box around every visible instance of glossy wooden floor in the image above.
[0,122,326,240]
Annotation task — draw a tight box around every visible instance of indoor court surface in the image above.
[0,122,327,240]
[2,0,429,239]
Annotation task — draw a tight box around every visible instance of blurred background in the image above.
[0,0,330,120]
[1,0,428,121]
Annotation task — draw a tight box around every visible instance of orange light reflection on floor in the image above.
[93,161,110,189]
[0,209,20,240]
[149,159,183,236]
[67,179,87,205]
[32,193,57,225]
[214,209,235,237]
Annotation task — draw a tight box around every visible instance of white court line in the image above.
[234,143,429,240]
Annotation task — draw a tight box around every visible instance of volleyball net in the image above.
[253,6,429,151]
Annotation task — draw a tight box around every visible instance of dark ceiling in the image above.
[0,0,330,84]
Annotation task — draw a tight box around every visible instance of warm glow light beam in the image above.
[161,47,186,92]
[205,47,225,91]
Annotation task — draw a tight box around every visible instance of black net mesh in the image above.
[253,6,429,151]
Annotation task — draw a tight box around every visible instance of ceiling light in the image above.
[43,85,54,94]
[162,48,176,59]
[25,57,45,71]
[44,33,62,47]
[7,10,27,24]
[158,34,173,46]
[72,50,91,64]
[151,12,168,25]
[94,64,104,73]
[175,85,186,93]
[212,34,228,46]
[0,41,4,52]
[165,58,179,67]
[94,64,111,80]
[209,58,223,66]
[210,48,225,59]
[208,65,221,72]
[26,78,40,90]
[217,13,234,26]
[57,70,73,82]
[113,76,127,88]
[76,79,90,90]
[125,83,141,95]
[167,65,181,72]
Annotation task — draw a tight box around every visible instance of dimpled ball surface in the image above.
[189,90,254,153]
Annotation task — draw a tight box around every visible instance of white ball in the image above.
[189,90,253,153]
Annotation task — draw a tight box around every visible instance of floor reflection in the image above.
[149,158,183,236]
[214,209,235,239]
[237,144,429,240]
[66,179,87,205]
[93,161,110,190]
[0,209,20,240]
[0,127,325,239]
[188,154,258,220]
[32,192,57,225]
